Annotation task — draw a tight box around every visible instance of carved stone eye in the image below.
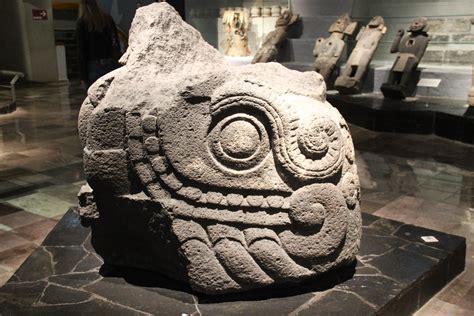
[219,119,261,159]
[209,114,270,172]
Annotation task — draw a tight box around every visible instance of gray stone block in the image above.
[448,18,472,33]
[77,3,362,296]
[428,18,447,33]
[445,50,474,64]
[452,33,474,42]
[423,50,445,63]
[430,34,450,43]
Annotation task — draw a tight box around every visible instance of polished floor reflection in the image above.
[0,82,473,315]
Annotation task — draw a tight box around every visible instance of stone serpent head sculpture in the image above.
[78,3,361,295]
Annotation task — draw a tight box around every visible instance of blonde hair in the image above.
[80,0,107,32]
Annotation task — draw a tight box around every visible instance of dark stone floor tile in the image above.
[198,292,314,316]
[335,275,401,307]
[369,248,437,285]
[85,278,197,315]
[0,168,31,180]
[13,247,53,282]
[361,213,379,227]
[74,253,103,272]
[0,202,23,217]
[42,209,89,247]
[403,242,448,260]
[394,224,466,253]
[41,166,85,184]
[0,280,47,306]
[46,246,88,274]
[48,272,101,288]
[360,200,386,214]
[367,218,403,235]
[298,290,376,316]
[0,298,146,315]
[39,284,91,305]
[0,181,38,199]
[358,234,407,257]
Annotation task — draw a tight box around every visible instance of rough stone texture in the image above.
[313,14,357,81]
[252,10,300,64]
[381,17,431,99]
[77,3,361,295]
[334,16,387,94]
[468,17,474,106]
[0,210,466,315]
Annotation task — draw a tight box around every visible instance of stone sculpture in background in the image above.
[222,9,251,57]
[252,10,300,64]
[335,16,387,94]
[381,17,431,99]
[78,3,361,295]
[313,14,358,82]
[468,17,474,106]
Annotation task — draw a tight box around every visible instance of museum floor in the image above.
[0,82,472,315]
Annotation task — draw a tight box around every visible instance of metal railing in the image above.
[0,70,25,108]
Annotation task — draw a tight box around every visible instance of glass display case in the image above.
[185,0,290,59]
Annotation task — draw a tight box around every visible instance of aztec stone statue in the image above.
[313,14,358,82]
[468,17,474,106]
[252,10,300,64]
[381,17,431,99]
[78,3,361,295]
[222,9,251,57]
[335,16,387,94]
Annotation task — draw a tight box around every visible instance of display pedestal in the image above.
[327,93,474,145]
[0,209,465,315]
[225,56,254,66]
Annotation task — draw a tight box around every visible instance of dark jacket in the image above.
[76,14,120,82]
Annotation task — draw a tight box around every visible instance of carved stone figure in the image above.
[381,17,431,99]
[78,3,361,295]
[222,9,251,57]
[335,16,387,94]
[468,17,474,106]
[313,14,358,81]
[252,10,300,64]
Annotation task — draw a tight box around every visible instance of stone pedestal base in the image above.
[0,209,465,315]
[334,76,362,95]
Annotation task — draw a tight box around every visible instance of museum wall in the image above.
[0,0,29,75]
[23,0,59,81]
[0,0,58,82]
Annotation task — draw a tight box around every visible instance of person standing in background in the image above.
[76,0,121,88]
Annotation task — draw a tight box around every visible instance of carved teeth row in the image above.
[137,114,290,210]
[157,172,289,209]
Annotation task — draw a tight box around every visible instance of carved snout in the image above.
[280,183,348,259]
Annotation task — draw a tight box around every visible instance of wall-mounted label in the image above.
[32,9,48,21]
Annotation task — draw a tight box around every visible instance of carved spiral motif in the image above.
[286,117,344,179]
[208,113,270,171]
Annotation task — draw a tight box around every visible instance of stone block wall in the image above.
[424,17,474,65]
